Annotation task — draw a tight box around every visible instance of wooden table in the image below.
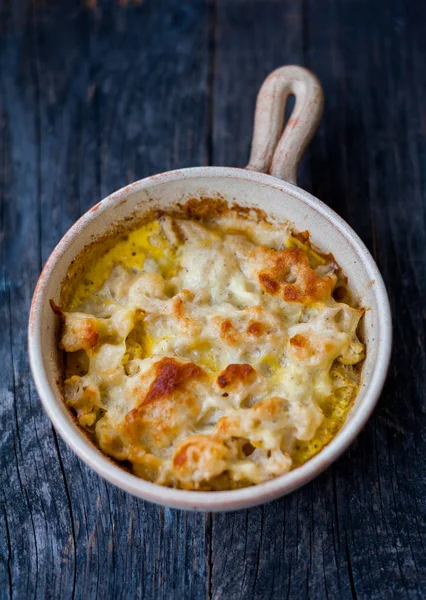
[1,1,425,598]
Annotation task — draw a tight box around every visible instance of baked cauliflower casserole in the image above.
[54,201,365,490]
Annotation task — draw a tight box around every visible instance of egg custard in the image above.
[54,203,364,490]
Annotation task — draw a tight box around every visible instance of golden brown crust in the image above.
[289,333,334,360]
[61,314,100,352]
[289,333,308,350]
[217,364,256,389]
[171,434,230,489]
[177,196,269,225]
[139,357,206,407]
[123,394,198,450]
[218,318,238,345]
[171,289,194,318]
[252,395,288,419]
[82,323,99,349]
[258,273,280,294]
[246,320,264,337]
[120,358,206,450]
[181,197,230,219]
[254,246,336,304]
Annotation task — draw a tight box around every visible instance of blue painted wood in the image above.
[1,0,425,598]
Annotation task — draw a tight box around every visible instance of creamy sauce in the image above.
[64,218,361,474]
[69,221,176,309]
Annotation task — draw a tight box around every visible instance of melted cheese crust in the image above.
[59,212,365,490]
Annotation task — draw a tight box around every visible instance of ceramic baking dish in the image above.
[29,66,392,511]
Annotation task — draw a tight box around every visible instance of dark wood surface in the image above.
[1,1,425,598]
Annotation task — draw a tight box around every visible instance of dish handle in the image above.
[246,66,323,186]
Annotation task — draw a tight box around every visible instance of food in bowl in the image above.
[53,199,365,491]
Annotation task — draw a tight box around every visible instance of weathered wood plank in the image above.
[0,1,210,599]
[1,0,426,598]
[306,0,426,597]
[210,0,426,599]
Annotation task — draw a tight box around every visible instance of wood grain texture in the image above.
[1,0,426,598]
[211,1,426,599]
[0,2,210,599]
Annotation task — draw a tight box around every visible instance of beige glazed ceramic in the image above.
[29,66,392,511]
